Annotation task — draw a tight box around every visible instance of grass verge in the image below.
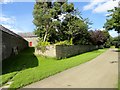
[1,47,107,89]
[118,75,120,89]
[118,48,120,90]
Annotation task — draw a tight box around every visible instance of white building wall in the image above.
[24,37,39,47]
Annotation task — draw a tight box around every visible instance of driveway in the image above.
[24,48,118,88]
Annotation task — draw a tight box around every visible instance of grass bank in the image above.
[118,48,120,90]
[1,47,107,89]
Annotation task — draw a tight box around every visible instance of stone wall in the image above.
[35,45,56,57]
[56,45,98,59]
[1,29,28,60]
[35,45,98,59]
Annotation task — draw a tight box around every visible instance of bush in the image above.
[36,41,50,52]
[115,43,120,48]
[98,45,104,49]
[112,41,120,48]
[55,40,72,45]
[104,40,111,48]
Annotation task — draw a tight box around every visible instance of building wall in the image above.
[35,45,98,59]
[0,30,2,62]
[24,37,39,47]
[1,30,28,60]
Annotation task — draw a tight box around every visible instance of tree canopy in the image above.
[33,0,91,45]
[104,5,120,33]
[89,30,110,46]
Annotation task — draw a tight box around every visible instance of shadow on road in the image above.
[111,49,120,52]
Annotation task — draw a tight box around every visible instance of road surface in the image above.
[24,48,118,88]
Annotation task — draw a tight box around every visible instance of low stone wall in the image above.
[35,45,98,59]
[35,45,56,57]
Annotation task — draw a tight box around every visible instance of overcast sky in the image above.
[0,0,119,37]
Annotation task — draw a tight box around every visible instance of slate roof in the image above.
[18,32,37,38]
[0,25,23,39]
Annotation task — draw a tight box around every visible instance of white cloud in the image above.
[109,30,118,37]
[0,17,10,22]
[83,0,108,10]
[0,0,36,3]
[100,28,105,31]
[2,24,24,33]
[93,0,118,13]
[83,0,119,13]
[0,0,13,4]
[0,15,16,24]
[0,15,24,33]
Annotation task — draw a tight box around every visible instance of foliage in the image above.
[104,40,111,48]
[89,30,110,46]
[55,40,72,45]
[104,6,120,33]
[1,47,107,89]
[33,1,91,45]
[33,1,75,42]
[33,2,53,42]
[104,5,120,47]
[102,30,112,48]
[112,35,120,48]
[119,80,120,90]
[36,40,50,52]
[60,14,90,45]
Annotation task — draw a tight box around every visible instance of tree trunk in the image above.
[43,24,49,42]
[43,31,47,42]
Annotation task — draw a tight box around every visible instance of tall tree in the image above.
[33,0,75,43]
[60,13,90,45]
[33,1,91,45]
[104,2,120,33]
[33,1,53,42]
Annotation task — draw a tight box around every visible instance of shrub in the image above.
[55,40,72,45]
[104,40,111,48]
[36,41,50,52]
[115,42,120,48]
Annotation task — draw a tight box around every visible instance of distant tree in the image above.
[102,30,112,48]
[112,35,120,48]
[89,30,109,46]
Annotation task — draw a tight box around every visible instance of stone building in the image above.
[18,32,39,47]
[0,25,28,60]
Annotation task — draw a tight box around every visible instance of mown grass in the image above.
[118,48,120,90]
[1,47,107,89]
[118,67,120,90]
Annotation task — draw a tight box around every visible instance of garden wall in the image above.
[35,45,98,59]
[56,45,98,59]
[35,45,56,57]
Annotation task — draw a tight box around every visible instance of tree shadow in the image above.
[2,47,38,75]
[112,49,120,52]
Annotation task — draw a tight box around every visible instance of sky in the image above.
[0,0,119,37]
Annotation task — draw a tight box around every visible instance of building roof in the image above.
[18,32,37,38]
[0,25,24,39]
